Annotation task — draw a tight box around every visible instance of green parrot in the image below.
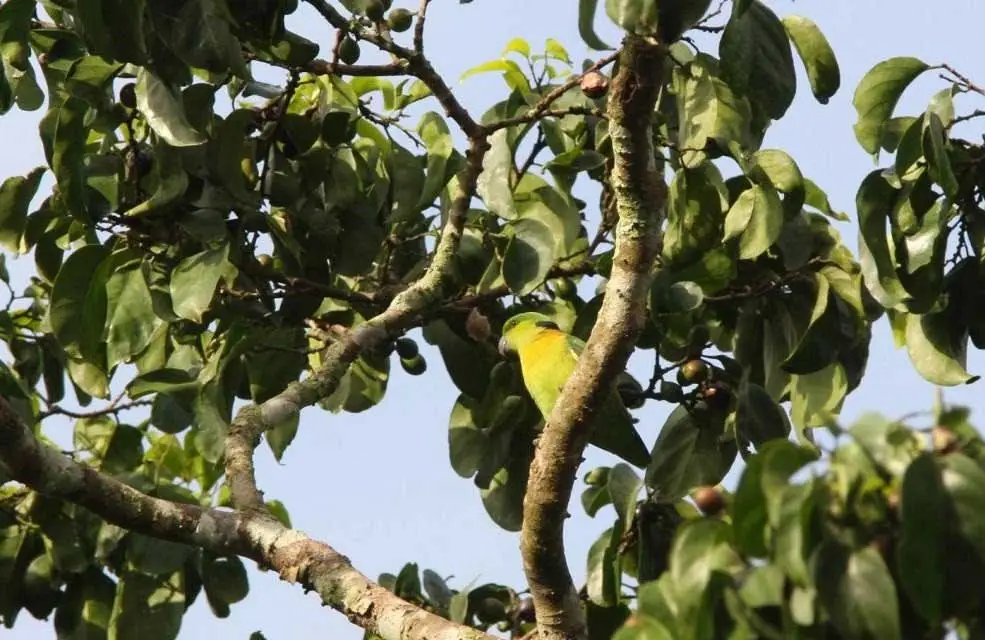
[497,312,650,468]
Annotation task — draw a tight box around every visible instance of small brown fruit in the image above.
[701,380,732,411]
[580,71,609,99]
[693,485,726,516]
[679,359,709,384]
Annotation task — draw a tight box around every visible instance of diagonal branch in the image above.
[0,396,492,640]
[519,37,668,640]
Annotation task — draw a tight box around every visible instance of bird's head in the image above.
[498,312,559,359]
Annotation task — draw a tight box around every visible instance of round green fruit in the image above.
[365,0,386,22]
[338,37,361,64]
[387,8,414,32]
[552,278,577,299]
[400,354,427,376]
[395,337,419,359]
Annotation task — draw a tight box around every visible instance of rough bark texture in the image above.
[520,37,668,640]
[0,395,493,640]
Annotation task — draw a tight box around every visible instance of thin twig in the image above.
[414,0,432,53]
[942,64,985,97]
[484,53,619,133]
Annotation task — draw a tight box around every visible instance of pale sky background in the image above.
[4,1,985,638]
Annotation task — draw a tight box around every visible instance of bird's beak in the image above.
[498,336,515,359]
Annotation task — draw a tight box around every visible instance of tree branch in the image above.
[0,395,492,640]
[520,37,668,640]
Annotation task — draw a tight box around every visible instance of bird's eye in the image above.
[534,320,560,330]
[498,336,517,359]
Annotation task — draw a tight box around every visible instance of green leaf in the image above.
[898,453,945,624]
[940,453,985,566]
[503,217,555,296]
[723,183,783,260]
[136,68,206,147]
[480,447,530,532]
[477,129,516,220]
[813,543,901,640]
[244,327,306,403]
[789,363,847,440]
[210,109,261,206]
[108,570,184,640]
[0,166,45,252]
[751,148,804,196]
[126,535,193,576]
[170,244,234,323]
[65,55,123,105]
[171,0,248,78]
[265,413,299,463]
[719,0,796,119]
[127,369,198,399]
[124,142,190,218]
[50,96,89,219]
[923,111,959,198]
[459,58,530,93]
[49,245,112,361]
[662,162,727,263]
[849,412,922,477]
[650,279,704,316]
[586,526,620,606]
[607,463,642,530]
[578,0,612,50]
[416,112,458,209]
[735,380,791,447]
[422,569,453,610]
[645,405,737,501]
[676,59,752,168]
[853,56,929,155]
[669,518,740,627]
[856,170,908,307]
[782,16,840,104]
[905,311,977,386]
[448,395,486,478]
[605,0,658,35]
[105,264,163,368]
[423,321,494,399]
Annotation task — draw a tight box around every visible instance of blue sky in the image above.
[4,0,985,638]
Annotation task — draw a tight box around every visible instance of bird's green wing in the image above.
[590,392,650,468]
[563,333,585,358]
